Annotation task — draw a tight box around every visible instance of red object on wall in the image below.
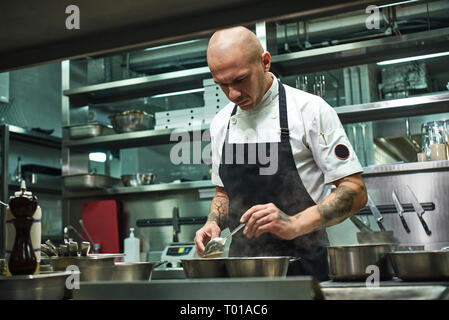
[81,200,120,254]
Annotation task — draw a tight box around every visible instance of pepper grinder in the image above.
[6,181,41,275]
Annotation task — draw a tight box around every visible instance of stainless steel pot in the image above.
[328,244,394,281]
[50,254,122,282]
[388,250,449,281]
[109,110,154,133]
[112,261,165,281]
[181,258,228,279]
[225,256,292,278]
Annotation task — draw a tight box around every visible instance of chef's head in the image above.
[207,26,272,110]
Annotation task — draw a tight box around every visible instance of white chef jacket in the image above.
[210,73,363,203]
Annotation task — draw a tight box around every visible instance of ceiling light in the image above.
[89,152,107,162]
[377,51,449,65]
[377,0,420,9]
[150,88,205,99]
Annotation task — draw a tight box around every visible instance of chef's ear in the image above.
[261,51,271,71]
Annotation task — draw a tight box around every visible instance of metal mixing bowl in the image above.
[388,250,449,281]
[225,257,290,278]
[112,261,165,281]
[121,173,156,187]
[109,110,154,133]
[181,258,228,278]
[50,254,121,282]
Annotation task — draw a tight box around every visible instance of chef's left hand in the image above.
[240,203,297,240]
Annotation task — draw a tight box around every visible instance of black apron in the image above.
[218,81,330,281]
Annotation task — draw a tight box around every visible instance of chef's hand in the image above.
[194,221,221,257]
[240,203,297,240]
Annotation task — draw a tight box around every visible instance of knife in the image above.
[367,194,386,231]
[391,190,410,233]
[406,185,432,236]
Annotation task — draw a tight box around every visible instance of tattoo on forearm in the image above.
[207,195,229,230]
[340,179,366,191]
[317,185,358,226]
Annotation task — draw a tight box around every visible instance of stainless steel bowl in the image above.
[388,250,449,281]
[109,110,154,133]
[181,258,228,279]
[327,244,394,281]
[121,173,156,187]
[225,257,290,278]
[50,254,121,282]
[0,271,73,300]
[112,261,165,281]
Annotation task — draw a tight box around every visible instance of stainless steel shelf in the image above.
[63,93,449,151]
[271,27,449,75]
[62,180,214,199]
[63,124,210,151]
[8,125,61,149]
[336,92,449,124]
[63,66,211,106]
[362,160,449,176]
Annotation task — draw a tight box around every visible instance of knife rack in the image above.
[356,202,435,215]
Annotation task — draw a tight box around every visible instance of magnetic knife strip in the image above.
[356,202,435,215]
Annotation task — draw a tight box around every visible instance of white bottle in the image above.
[124,228,140,262]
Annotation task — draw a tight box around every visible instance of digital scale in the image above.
[159,242,198,268]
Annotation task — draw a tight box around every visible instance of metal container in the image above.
[327,244,394,281]
[181,258,228,279]
[63,174,121,190]
[0,271,73,300]
[121,173,156,187]
[388,250,449,281]
[50,254,121,282]
[112,261,165,281]
[225,256,290,278]
[109,110,154,133]
[66,123,114,139]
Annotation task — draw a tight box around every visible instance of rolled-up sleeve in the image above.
[307,97,363,184]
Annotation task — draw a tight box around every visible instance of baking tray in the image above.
[63,174,122,190]
[0,271,73,300]
[65,123,114,139]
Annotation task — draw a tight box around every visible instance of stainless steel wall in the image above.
[327,161,449,250]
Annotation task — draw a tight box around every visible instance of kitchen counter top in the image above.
[320,278,449,300]
[70,276,449,300]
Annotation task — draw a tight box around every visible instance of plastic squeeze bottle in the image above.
[124,227,140,262]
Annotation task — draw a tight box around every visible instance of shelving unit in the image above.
[0,124,62,257]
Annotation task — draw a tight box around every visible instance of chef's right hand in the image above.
[194,221,221,257]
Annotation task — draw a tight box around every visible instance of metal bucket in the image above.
[327,244,394,281]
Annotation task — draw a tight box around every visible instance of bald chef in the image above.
[194,26,368,281]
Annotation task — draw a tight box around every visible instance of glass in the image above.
[427,121,448,161]
[421,123,430,160]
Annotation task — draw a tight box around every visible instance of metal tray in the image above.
[66,123,114,139]
[0,271,73,300]
[63,174,122,190]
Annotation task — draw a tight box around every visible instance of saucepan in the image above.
[181,256,299,279]
[327,244,394,281]
[387,247,449,281]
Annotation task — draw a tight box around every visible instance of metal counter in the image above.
[72,276,321,300]
[320,279,449,300]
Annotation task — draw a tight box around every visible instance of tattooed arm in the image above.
[194,186,229,256]
[241,173,367,240]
